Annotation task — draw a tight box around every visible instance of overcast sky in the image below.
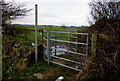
[8,0,92,26]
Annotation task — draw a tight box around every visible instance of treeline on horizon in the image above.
[9,24,89,28]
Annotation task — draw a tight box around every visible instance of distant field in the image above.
[26,27,88,32]
[11,27,88,45]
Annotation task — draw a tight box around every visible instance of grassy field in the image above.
[22,27,88,42]
[16,27,78,39]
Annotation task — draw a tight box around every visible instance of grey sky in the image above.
[8,0,92,26]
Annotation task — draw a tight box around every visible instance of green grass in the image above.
[19,27,88,42]
[57,54,76,61]
[15,30,41,44]
[9,59,51,79]
[41,27,78,41]
[41,27,88,41]
[14,27,78,43]
[41,27,78,31]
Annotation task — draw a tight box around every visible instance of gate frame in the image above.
[43,29,96,71]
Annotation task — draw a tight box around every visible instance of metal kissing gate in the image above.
[43,30,90,71]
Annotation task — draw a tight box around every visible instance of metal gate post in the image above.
[35,4,38,62]
[47,30,51,64]
[55,31,57,56]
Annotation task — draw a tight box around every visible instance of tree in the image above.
[0,0,31,26]
[89,0,120,24]
[61,24,66,28]
[89,0,120,40]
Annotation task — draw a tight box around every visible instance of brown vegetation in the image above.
[77,1,120,81]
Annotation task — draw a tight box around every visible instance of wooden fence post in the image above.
[40,29,44,44]
[24,29,27,39]
[86,34,91,56]
[91,31,98,57]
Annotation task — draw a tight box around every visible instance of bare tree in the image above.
[89,0,120,24]
[1,0,31,26]
[89,0,120,40]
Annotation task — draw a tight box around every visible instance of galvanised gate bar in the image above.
[43,29,90,71]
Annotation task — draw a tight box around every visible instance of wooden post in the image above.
[86,34,89,56]
[40,29,44,44]
[91,31,98,57]
[24,29,27,39]
[87,34,92,56]
[13,28,15,36]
